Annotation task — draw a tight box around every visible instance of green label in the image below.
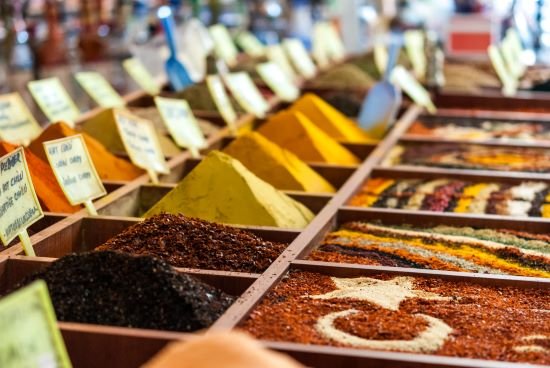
[225,72,269,118]
[390,65,436,114]
[123,58,161,96]
[75,72,125,108]
[43,135,107,205]
[209,24,239,67]
[0,280,72,368]
[236,31,265,57]
[256,62,299,102]
[206,75,238,132]
[114,109,169,175]
[0,93,42,145]
[0,148,44,246]
[28,78,80,127]
[283,38,317,79]
[154,97,207,155]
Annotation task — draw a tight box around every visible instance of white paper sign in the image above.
[28,78,80,127]
[224,72,269,118]
[206,75,238,133]
[209,24,239,67]
[0,93,42,145]
[256,62,299,102]
[75,71,125,108]
[390,65,436,114]
[283,38,317,79]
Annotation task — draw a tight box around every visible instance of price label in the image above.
[325,22,346,61]
[488,44,517,96]
[374,44,389,75]
[0,93,42,145]
[0,147,44,256]
[43,135,106,215]
[256,62,299,102]
[501,30,525,79]
[283,38,317,79]
[28,78,80,127]
[75,71,125,108]
[123,58,161,95]
[266,44,297,81]
[404,30,427,80]
[236,31,265,57]
[209,24,239,67]
[224,72,269,118]
[154,97,207,158]
[206,75,238,134]
[312,23,330,68]
[114,109,169,183]
[0,280,72,368]
[390,65,436,114]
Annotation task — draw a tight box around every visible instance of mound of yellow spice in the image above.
[144,151,314,228]
[223,132,335,193]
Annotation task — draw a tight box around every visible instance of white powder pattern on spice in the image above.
[315,309,453,353]
[513,335,549,354]
[510,182,547,202]
[308,276,452,311]
[506,200,532,217]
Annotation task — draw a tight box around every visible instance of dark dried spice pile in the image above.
[12,251,235,332]
[241,271,550,364]
[96,214,287,273]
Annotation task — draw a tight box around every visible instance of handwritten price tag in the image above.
[312,23,330,68]
[206,75,238,134]
[28,78,80,127]
[154,97,207,158]
[0,93,42,145]
[224,72,269,118]
[325,22,346,62]
[114,109,169,183]
[0,148,43,256]
[283,38,317,79]
[43,135,106,215]
[256,62,299,102]
[488,44,517,96]
[404,30,427,80]
[75,71,125,108]
[209,24,239,67]
[266,44,297,81]
[123,58,161,95]
[390,65,436,114]
[236,31,265,57]
[374,44,389,75]
[0,280,72,368]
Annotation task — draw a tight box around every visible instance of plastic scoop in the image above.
[358,42,402,138]
[158,6,193,91]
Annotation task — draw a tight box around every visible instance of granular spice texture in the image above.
[241,271,550,364]
[309,222,550,277]
[96,214,287,273]
[382,143,550,173]
[13,251,235,332]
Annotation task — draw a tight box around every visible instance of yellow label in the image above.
[43,135,107,206]
[266,44,297,81]
[312,23,330,68]
[75,71,126,108]
[224,72,269,118]
[209,24,239,67]
[256,62,299,102]
[325,22,346,61]
[283,38,317,79]
[374,44,389,75]
[114,109,169,176]
[390,65,436,114]
[154,97,207,155]
[488,45,517,96]
[0,280,72,368]
[0,147,44,246]
[27,78,80,127]
[206,75,238,132]
[123,58,161,95]
[404,30,427,79]
[236,31,265,57]
[0,93,42,145]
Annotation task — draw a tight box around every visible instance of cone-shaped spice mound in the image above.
[144,151,314,228]
[257,110,359,165]
[223,132,335,193]
[97,214,288,273]
[12,251,234,332]
[29,121,143,181]
[290,93,377,143]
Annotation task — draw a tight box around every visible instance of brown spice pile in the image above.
[96,214,287,273]
[241,271,550,364]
